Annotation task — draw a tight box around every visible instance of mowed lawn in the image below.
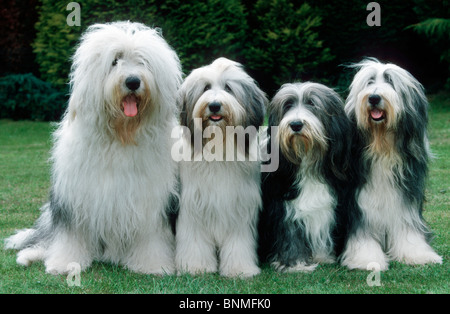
[0,93,448,294]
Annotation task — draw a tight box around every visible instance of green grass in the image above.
[1,93,449,294]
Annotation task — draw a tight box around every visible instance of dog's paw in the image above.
[16,247,45,267]
[220,264,260,278]
[272,261,318,273]
[400,250,443,266]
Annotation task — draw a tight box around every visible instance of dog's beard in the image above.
[192,102,237,147]
[356,94,398,156]
[107,81,152,145]
[278,123,327,166]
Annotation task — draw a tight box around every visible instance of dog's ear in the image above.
[177,76,206,128]
[241,80,268,128]
[266,87,286,129]
[394,71,430,179]
[176,83,188,127]
[251,86,268,127]
[323,90,353,182]
[384,67,429,163]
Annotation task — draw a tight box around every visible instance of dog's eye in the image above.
[367,76,375,86]
[225,84,232,94]
[112,58,119,66]
[283,100,294,114]
[204,84,211,92]
[384,73,394,87]
[306,99,314,107]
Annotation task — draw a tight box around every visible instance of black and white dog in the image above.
[341,58,443,270]
[259,82,353,272]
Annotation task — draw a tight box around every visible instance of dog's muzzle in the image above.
[208,102,223,122]
[368,94,385,122]
[289,120,304,132]
[125,76,141,91]
[122,76,141,117]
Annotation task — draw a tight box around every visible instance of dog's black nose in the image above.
[125,76,141,91]
[290,121,303,132]
[208,102,221,113]
[368,94,381,106]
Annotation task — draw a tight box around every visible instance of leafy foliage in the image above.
[409,18,450,89]
[0,73,67,121]
[159,0,248,72]
[410,18,450,39]
[32,0,332,94]
[3,0,447,122]
[32,0,248,87]
[33,0,160,87]
[244,1,334,93]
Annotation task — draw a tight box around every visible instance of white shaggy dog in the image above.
[175,58,267,277]
[5,22,182,275]
[341,58,442,270]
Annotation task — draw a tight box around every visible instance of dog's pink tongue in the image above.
[123,95,138,117]
[210,115,222,121]
[370,108,383,119]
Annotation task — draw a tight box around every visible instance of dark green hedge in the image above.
[243,1,334,88]
[0,73,67,121]
[3,0,447,122]
[32,0,333,94]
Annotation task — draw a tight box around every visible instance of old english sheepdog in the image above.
[341,58,443,270]
[5,22,182,275]
[258,82,354,272]
[175,58,267,277]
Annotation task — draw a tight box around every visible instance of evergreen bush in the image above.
[243,1,334,94]
[32,0,248,87]
[0,73,67,121]
[33,0,160,88]
[159,0,248,72]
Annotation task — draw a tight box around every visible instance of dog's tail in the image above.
[5,227,49,267]
[4,203,53,251]
[4,228,38,250]
[5,229,41,250]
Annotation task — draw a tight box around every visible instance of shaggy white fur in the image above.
[175,58,267,277]
[5,21,182,275]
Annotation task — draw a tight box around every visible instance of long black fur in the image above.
[258,82,356,269]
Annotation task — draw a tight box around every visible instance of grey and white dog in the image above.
[175,58,267,277]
